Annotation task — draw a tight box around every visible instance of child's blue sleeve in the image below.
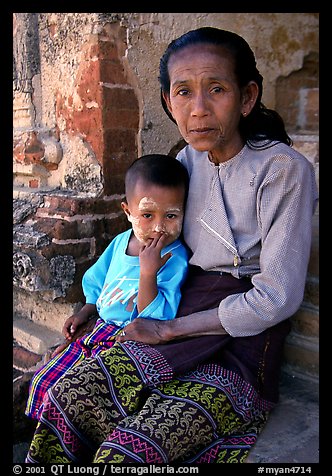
[82,240,117,304]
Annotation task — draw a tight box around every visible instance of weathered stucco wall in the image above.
[13,12,318,191]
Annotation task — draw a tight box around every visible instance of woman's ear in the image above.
[162,91,173,115]
[161,90,177,124]
[241,81,259,116]
[161,91,174,117]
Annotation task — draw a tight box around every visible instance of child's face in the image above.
[121,180,185,247]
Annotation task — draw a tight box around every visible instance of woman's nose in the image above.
[191,92,209,117]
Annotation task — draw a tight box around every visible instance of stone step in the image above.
[308,213,319,277]
[13,316,63,355]
[283,331,319,380]
[246,370,318,463]
[290,304,319,339]
[303,275,319,309]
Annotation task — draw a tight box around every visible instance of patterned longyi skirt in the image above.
[26,338,272,464]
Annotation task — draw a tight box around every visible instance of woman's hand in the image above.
[115,318,170,345]
[115,309,228,345]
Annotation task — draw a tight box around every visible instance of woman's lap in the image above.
[26,342,271,464]
[26,272,284,463]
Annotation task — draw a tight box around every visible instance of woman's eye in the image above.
[178,89,189,96]
[211,86,223,93]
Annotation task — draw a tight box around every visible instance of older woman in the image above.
[26,27,318,464]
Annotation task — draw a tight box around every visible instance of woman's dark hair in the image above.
[125,154,189,201]
[159,27,292,147]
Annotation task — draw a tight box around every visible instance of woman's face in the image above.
[163,44,255,163]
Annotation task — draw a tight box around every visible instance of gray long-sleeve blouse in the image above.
[177,141,318,336]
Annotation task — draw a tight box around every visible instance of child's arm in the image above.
[137,234,171,314]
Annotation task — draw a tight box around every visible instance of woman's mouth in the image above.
[190,127,215,135]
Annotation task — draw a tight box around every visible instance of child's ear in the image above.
[121,201,130,220]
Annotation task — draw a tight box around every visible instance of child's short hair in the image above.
[125,154,189,201]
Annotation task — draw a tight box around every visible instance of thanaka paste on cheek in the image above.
[127,215,147,243]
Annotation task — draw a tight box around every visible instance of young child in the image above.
[25,154,190,420]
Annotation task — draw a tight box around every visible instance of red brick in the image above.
[53,220,78,240]
[33,218,59,238]
[100,60,127,84]
[38,195,123,216]
[103,215,129,238]
[89,41,120,61]
[77,62,103,102]
[29,179,39,188]
[41,241,92,260]
[104,129,137,154]
[103,108,139,130]
[103,88,139,110]
[35,207,76,219]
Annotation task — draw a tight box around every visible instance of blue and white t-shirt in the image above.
[82,229,189,326]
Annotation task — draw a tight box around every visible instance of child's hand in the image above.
[139,234,172,276]
[62,314,89,340]
[47,314,98,362]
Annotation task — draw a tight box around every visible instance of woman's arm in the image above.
[219,158,318,337]
[116,307,228,344]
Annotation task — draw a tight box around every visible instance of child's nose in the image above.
[154,222,166,233]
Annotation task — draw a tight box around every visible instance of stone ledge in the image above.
[247,371,319,463]
[13,317,63,355]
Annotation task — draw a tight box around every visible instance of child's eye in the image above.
[142,213,152,219]
[166,213,177,219]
